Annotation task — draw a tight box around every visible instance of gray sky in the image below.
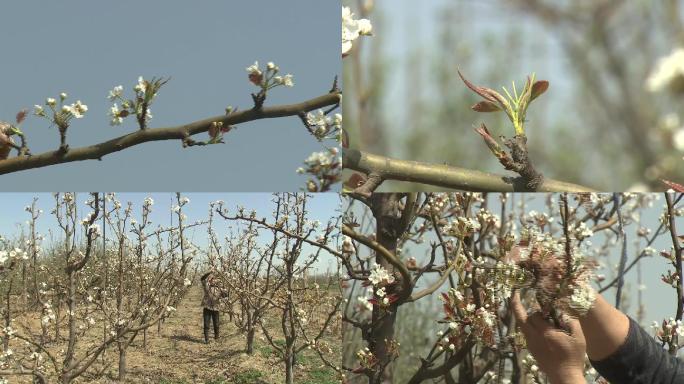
[0,0,339,191]
[0,192,341,273]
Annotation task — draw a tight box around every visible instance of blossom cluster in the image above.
[356,264,398,313]
[0,248,28,264]
[305,109,342,141]
[652,317,684,349]
[342,6,372,56]
[34,92,88,130]
[438,287,498,348]
[441,216,481,238]
[245,61,294,90]
[107,76,166,128]
[368,264,395,286]
[296,147,341,192]
[509,228,597,317]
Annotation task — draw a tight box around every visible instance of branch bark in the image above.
[0,92,340,175]
[344,148,597,192]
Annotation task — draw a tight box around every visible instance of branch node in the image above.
[503,135,544,191]
[353,172,383,198]
[251,91,266,110]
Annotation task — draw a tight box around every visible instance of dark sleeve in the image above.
[590,317,684,384]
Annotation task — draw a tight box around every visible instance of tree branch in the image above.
[343,149,597,192]
[0,92,340,175]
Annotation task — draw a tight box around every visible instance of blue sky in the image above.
[0,192,341,273]
[0,0,339,191]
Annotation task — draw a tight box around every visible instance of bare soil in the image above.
[9,287,339,384]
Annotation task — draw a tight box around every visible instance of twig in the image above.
[613,193,627,310]
[665,192,683,321]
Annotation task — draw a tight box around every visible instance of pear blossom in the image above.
[342,6,372,56]
[274,74,294,87]
[108,85,124,101]
[368,264,394,286]
[62,100,88,118]
[109,104,123,126]
[646,47,684,93]
[246,61,261,76]
[134,76,147,94]
[246,61,263,86]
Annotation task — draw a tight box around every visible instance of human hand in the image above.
[0,123,13,160]
[511,291,587,384]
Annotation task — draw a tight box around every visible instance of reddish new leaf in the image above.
[15,109,27,124]
[663,179,684,193]
[472,101,501,112]
[344,173,367,189]
[458,70,507,106]
[530,80,549,101]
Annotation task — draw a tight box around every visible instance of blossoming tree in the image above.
[340,192,683,383]
[211,193,343,384]
[0,193,197,383]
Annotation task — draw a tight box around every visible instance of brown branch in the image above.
[665,193,683,321]
[341,224,412,300]
[344,149,597,192]
[0,92,340,175]
[407,339,476,384]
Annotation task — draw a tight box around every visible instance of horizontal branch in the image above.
[343,149,597,192]
[0,92,340,175]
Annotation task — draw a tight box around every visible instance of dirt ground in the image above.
[9,287,339,384]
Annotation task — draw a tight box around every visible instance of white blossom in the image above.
[646,47,684,93]
[109,104,123,126]
[108,85,124,101]
[134,76,147,94]
[246,61,261,76]
[342,6,372,56]
[368,264,395,286]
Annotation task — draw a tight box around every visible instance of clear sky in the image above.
[0,192,341,273]
[0,0,340,191]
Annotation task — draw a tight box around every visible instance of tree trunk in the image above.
[285,350,294,384]
[118,342,127,381]
[368,193,406,384]
[246,326,255,354]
